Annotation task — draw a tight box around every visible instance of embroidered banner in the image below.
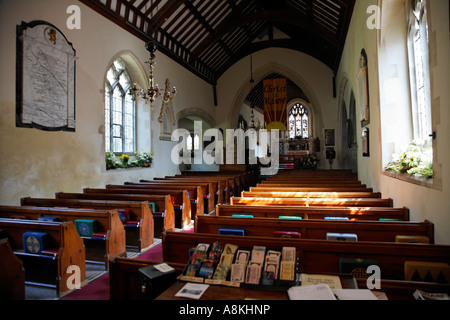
[263,78,287,130]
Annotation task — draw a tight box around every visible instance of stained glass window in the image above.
[288,104,309,139]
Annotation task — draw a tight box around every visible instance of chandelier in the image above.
[128,41,177,109]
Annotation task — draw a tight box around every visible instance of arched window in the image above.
[288,104,309,139]
[105,58,135,153]
[408,0,432,142]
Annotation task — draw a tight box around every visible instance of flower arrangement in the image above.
[106,151,153,170]
[301,153,318,169]
[385,139,433,179]
[105,152,117,170]
[135,152,153,167]
[119,154,130,165]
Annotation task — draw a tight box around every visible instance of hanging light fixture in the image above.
[128,0,177,109]
[129,40,161,109]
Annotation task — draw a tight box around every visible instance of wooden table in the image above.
[156,274,358,300]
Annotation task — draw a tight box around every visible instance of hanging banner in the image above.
[263,78,287,130]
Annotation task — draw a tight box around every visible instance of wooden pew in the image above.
[161,230,450,281]
[194,215,435,243]
[230,196,394,207]
[108,253,450,301]
[179,171,248,195]
[250,186,375,192]
[83,188,190,229]
[0,205,125,267]
[215,204,410,221]
[0,217,86,297]
[139,180,215,214]
[109,183,204,219]
[156,176,229,204]
[21,197,153,252]
[267,169,357,179]
[0,238,25,300]
[241,191,382,199]
[181,169,254,190]
[109,256,185,300]
[256,182,370,188]
[258,181,367,187]
[56,192,175,237]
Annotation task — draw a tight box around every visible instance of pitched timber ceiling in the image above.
[80,0,356,107]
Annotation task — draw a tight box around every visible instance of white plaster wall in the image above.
[0,0,215,205]
[336,0,450,244]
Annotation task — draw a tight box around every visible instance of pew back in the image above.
[56,192,175,236]
[0,205,125,265]
[83,188,190,229]
[161,231,450,281]
[194,215,435,243]
[230,196,394,207]
[215,204,410,221]
[21,197,154,251]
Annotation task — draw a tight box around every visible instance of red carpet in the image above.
[61,225,194,300]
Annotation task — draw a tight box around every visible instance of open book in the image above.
[288,284,380,300]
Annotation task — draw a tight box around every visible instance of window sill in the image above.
[382,170,435,188]
[106,163,152,171]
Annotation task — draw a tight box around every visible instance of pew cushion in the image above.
[126,221,140,227]
[75,219,96,237]
[148,202,156,213]
[232,214,254,218]
[92,232,107,240]
[23,232,48,254]
[279,216,302,220]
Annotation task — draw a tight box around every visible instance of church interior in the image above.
[0,0,449,303]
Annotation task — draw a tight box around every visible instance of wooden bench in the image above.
[241,191,382,199]
[109,256,185,300]
[258,181,367,187]
[139,180,215,213]
[250,186,375,192]
[0,238,25,300]
[179,171,248,196]
[194,215,435,243]
[0,205,125,267]
[161,230,450,281]
[181,169,254,189]
[0,217,86,297]
[83,188,190,229]
[108,253,450,300]
[230,196,394,207]
[56,192,175,238]
[215,204,410,221]
[156,176,229,204]
[21,197,153,252]
[110,183,204,219]
[267,169,357,179]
